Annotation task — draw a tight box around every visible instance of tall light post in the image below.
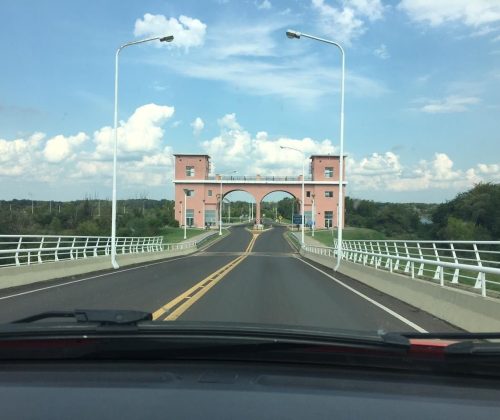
[218,171,237,235]
[286,29,345,271]
[312,193,316,237]
[280,146,306,245]
[110,34,174,269]
[183,188,189,240]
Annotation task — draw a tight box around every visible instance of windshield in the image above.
[0,0,499,341]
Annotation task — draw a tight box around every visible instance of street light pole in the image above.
[286,29,345,270]
[280,146,306,245]
[312,193,315,237]
[110,34,174,269]
[219,178,223,236]
[218,171,237,235]
[183,189,189,240]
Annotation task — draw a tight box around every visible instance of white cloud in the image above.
[93,103,174,157]
[373,43,390,59]
[0,104,177,196]
[398,0,500,28]
[43,132,88,163]
[134,13,207,49]
[202,113,336,175]
[311,0,384,45]
[257,0,272,10]
[417,95,480,113]
[138,16,387,103]
[346,151,500,194]
[191,117,205,135]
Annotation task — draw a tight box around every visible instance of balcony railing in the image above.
[206,175,313,181]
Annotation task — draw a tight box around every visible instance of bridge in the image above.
[0,224,499,332]
[173,154,347,228]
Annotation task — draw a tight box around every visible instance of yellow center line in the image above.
[152,233,259,321]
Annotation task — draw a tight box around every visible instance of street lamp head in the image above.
[286,29,301,39]
[159,35,174,43]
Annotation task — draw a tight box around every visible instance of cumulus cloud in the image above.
[311,0,384,45]
[398,0,500,28]
[346,151,499,194]
[257,0,272,10]
[191,117,205,135]
[43,132,88,163]
[0,104,176,193]
[202,113,336,175]
[417,95,480,113]
[93,103,174,157]
[134,13,207,49]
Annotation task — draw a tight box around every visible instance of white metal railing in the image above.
[302,239,500,298]
[0,234,204,269]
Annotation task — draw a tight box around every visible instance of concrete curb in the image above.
[299,248,500,332]
[0,229,227,291]
[0,247,196,291]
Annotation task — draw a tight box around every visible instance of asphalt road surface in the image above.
[0,225,457,332]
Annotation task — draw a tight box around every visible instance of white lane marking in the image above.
[0,254,194,302]
[296,257,428,333]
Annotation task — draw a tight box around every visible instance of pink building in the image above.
[173,154,346,229]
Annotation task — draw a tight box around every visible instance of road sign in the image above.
[292,214,303,225]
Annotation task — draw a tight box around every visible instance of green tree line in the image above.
[0,199,177,237]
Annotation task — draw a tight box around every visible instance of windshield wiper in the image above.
[12,309,152,326]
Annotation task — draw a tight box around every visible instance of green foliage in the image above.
[432,183,500,240]
[345,197,434,239]
[0,198,178,237]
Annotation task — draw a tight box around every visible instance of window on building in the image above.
[204,209,216,226]
[324,211,334,228]
[186,166,195,177]
[324,167,334,178]
[208,190,213,197]
[186,209,194,227]
[185,189,195,197]
[325,191,333,198]
[306,191,311,198]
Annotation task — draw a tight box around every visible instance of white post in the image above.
[301,158,305,245]
[184,191,187,240]
[334,44,345,271]
[110,34,174,270]
[284,30,345,269]
[111,48,120,269]
[202,200,205,228]
[312,196,315,237]
[219,178,223,235]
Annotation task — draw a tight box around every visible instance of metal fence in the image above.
[302,239,500,297]
[0,235,199,268]
[207,175,313,182]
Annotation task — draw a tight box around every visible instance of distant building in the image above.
[173,154,346,228]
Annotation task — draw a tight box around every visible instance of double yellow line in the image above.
[153,234,259,321]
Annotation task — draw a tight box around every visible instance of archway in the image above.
[260,190,299,225]
[221,189,257,225]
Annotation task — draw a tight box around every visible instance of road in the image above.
[0,225,456,332]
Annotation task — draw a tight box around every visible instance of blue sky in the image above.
[0,0,499,202]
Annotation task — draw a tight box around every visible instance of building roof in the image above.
[173,154,211,157]
[310,154,348,158]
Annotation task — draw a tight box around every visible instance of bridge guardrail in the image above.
[302,239,500,298]
[0,235,200,269]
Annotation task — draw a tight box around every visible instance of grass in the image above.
[307,227,386,246]
[160,227,210,244]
